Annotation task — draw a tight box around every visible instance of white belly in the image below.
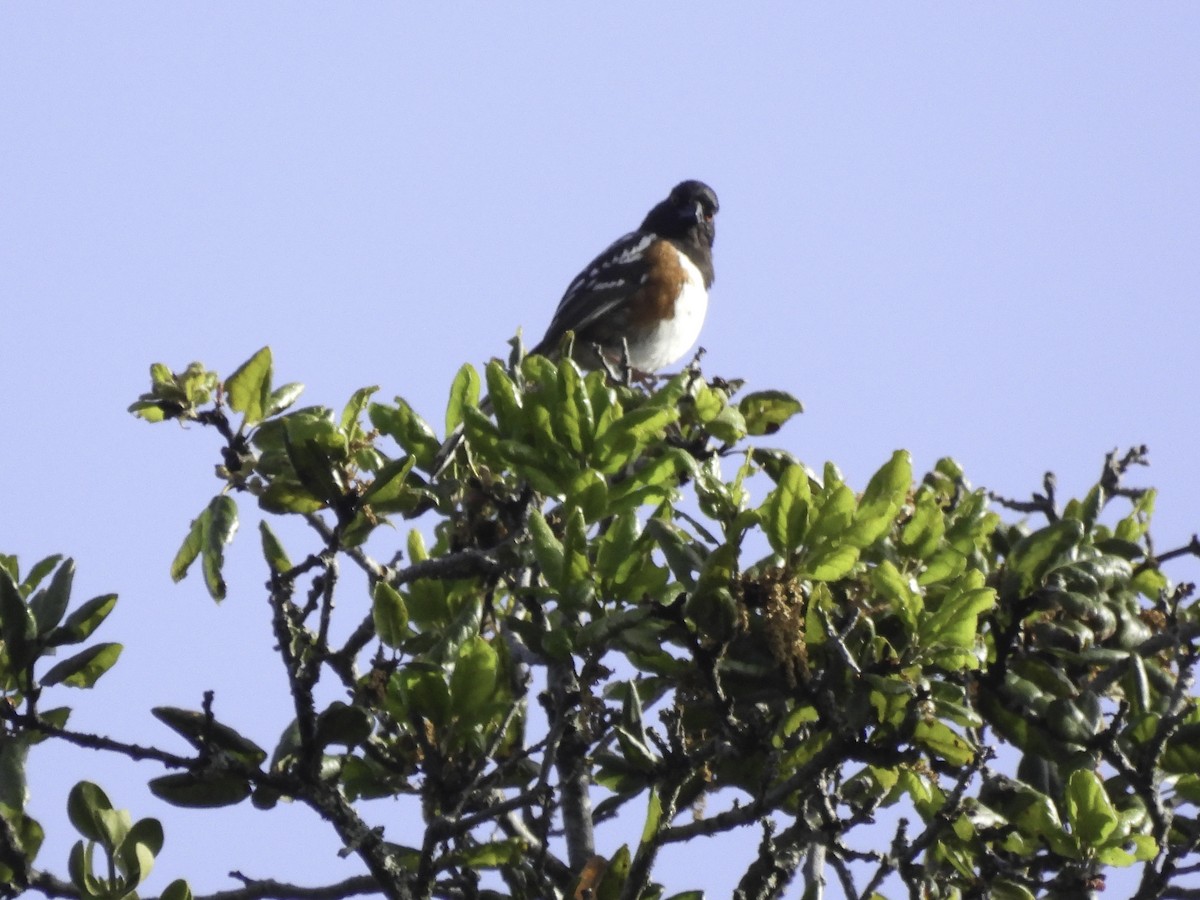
[627,252,709,371]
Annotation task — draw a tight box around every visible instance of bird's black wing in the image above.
[534,230,658,352]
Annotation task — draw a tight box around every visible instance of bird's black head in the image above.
[642,180,719,247]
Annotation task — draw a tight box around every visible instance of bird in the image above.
[432,180,718,474]
[529,179,719,375]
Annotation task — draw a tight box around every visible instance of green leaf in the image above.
[1,553,19,580]
[28,558,74,636]
[174,497,242,596]
[809,483,856,544]
[614,685,658,769]
[738,390,803,436]
[450,636,499,723]
[315,701,373,749]
[989,883,1037,900]
[596,844,632,900]
[0,732,30,812]
[555,358,590,455]
[361,456,420,515]
[920,583,995,655]
[871,560,921,630]
[803,544,859,581]
[0,567,38,668]
[847,450,911,548]
[445,364,481,433]
[645,517,706,591]
[426,596,484,666]
[259,479,325,515]
[22,554,64,596]
[340,385,379,435]
[40,643,123,688]
[900,491,945,559]
[462,407,505,471]
[484,360,523,436]
[761,464,812,555]
[913,720,974,766]
[560,506,593,609]
[703,403,747,444]
[149,362,174,389]
[1114,488,1155,542]
[68,840,95,896]
[128,398,172,422]
[593,406,679,474]
[151,707,268,765]
[284,418,344,507]
[162,879,194,900]
[529,510,564,592]
[180,362,218,406]
[201,496,239,601]
[266,382,304,417]
[1065,768,1118,846]
[170,514,205,584]
[369,398,442,472]
[1003,519,1085,598]
[224,346,273,425]
[67,782,117,845]
[47,593,117,647]
[148,772,252,809]
[596,512,640,585]
[372,582,410,649]
[115,817,163,887]
[397,666,453,728]
[568,468,610,523]
[641,789,664,845]
[258,521,292,574]
[454,837,526,869]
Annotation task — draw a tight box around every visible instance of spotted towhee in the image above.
[532,179,719,374]
[433,180,718,473]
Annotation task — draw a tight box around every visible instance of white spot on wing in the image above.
[614,233,654,264]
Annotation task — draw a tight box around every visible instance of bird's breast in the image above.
[626,245,708,372]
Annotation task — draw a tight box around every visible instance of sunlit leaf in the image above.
[1065,768,1118,846]
[372,581,410,649]
[40,643,122,688]
[445,364,481,434]
[224,346,273,425]
[738,390,803,436]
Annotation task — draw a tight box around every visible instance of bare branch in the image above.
[989,471,1058,521]
[207,874,382,900]
[548,658,595,871]
[659,737,851,845]
[0,707,194,770]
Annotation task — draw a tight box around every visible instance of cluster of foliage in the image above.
[3,344,1200,900]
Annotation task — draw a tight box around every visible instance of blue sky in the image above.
[2,5,1199,897]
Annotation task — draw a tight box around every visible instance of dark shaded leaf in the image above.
[28,558,74,636]
[149,772,251,809]
[0,567,37,668]
[151,707,267,765]
[47,593,118,647]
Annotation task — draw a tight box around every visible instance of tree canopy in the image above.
[3,346,1199,900]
